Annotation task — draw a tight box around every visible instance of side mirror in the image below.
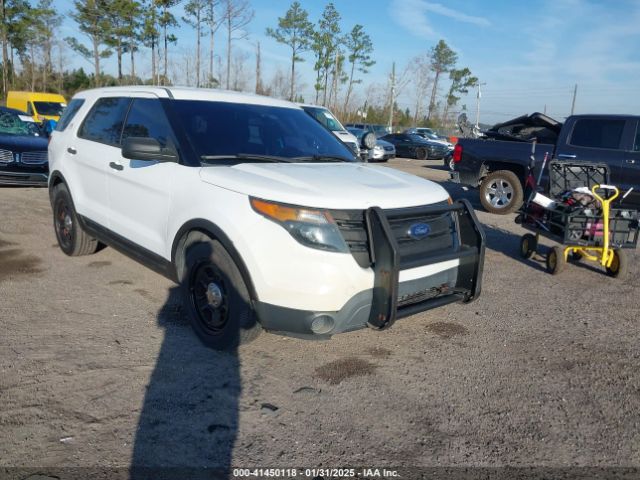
[361,132,377,150]
[121,136,178,162]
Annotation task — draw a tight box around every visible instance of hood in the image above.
[376,139,394,148]
[0,134,48,151]
[199,162,449,210]
[333,130,358,145]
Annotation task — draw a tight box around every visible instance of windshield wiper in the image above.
[201,153,293,163]
[292,154,351,163]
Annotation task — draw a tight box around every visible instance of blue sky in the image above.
[55,0,640,124]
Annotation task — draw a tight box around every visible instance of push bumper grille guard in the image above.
[365,199,485,330]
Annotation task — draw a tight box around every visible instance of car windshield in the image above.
[170,101,356,163]
[302,106,345,132]
[0,111,41,136]
[372,125,389,137]
[34,101,65,116]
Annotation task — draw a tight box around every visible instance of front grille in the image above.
[331,202,456,269]
[345,142,359,153]
[20,151,48,165]
[0,148,14,164]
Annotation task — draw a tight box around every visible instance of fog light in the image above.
[311,315,335,334]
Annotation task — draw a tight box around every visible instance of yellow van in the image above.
[6,91,67,122]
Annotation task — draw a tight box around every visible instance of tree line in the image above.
[0,0,477,129]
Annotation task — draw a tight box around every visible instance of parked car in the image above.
[346,127,396,162]
[450,112,640,213]
[299,104,360,155]
[345,123,391,138]
[7,91,67,123]
[407,128,454,151]
[48,86,485,350]
[380,133,449,160]
[0,106,49,186]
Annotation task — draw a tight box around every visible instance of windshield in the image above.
[34,101,65,116]
[0,111,41,136]
[170,101,356,162]
[372,125,390,137]
[302,106,345,132]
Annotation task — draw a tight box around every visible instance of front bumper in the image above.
[255,200,485,338]
[0,168,48,186]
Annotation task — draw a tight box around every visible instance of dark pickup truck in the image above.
[450,113,640,214]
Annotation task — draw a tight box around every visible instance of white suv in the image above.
[49,87,485,350]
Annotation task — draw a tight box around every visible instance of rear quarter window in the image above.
[55,99,85,132]
[569,118,625,150]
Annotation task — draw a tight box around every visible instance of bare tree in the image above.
[221,0,253,90]
[204,0,222,87]
[184,0,206,87]
[407,52,432,124]
[255,41,263,94]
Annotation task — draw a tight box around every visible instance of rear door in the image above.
[555,117,626,184]
[107,96,177,256]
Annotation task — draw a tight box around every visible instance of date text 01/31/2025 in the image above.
[232,468,400,478]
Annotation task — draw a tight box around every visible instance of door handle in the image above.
[109,162,124,171]
[67,147,77,155]
[557,154,577,159]
[626,159,636,164]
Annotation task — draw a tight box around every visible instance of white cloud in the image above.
[422,2,491,27]
[389,0,490,39]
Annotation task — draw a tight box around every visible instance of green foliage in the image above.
[265,1,313,100]
[446,67,477,108]
[311,2,341,102]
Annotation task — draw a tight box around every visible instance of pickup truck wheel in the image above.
[479,170,523,214]
[52,183,99,256]
[415,147,427,160]
[182,234,261,350]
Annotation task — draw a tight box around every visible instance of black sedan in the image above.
[0,107,48,186]
[379,133,449,160]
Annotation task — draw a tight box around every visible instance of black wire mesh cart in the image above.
[515,161,639,278]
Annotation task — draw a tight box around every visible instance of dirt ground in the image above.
[1,159,639,478]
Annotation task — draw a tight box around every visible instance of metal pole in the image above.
[388,62,395,132]
[570,83,577,115]
[475,82,485,128]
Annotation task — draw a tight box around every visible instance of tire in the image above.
[415,147,427,160]
[479,170,524,214]
[546,246,565,275]
[519,233,537,259]
[181,233,261,350]
[568,250,582,262]
[51,183,99,256]
[444,155,454,170]
[606,249,628,279]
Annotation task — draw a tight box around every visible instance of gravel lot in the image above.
[1,158,639,477]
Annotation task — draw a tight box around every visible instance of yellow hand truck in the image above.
[516,161,639,279]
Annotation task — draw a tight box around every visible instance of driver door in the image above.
[107,96,178,256]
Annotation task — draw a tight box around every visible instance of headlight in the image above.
[373,145,384,153]
[250,198,349,253]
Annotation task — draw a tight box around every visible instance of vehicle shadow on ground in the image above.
[130,285,240,480]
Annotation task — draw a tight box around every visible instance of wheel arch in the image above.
[481,161,526,184]
[171,219,259,302]
[48,170,68,202]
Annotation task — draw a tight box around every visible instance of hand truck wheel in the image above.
[546,246,565,275]
[568,250,582,262]
[606,249,628,279]
[519,233,537,259]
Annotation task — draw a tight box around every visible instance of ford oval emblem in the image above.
[408,223,431,239]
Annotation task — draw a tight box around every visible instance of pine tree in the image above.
[265,1,313,101]
[427,39,457,121]
[344,24,374,110]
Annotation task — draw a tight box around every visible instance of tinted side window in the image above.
[634,122,640,152]
[78,97,131,146]
[122,98,174,147]
[570,119,625,150]
[55,99,85,131]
